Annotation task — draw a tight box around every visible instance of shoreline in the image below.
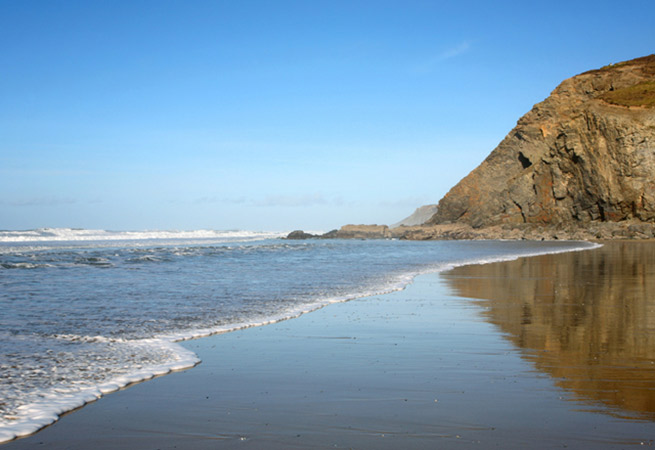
[0,240,596,444]
[4,241,655,448]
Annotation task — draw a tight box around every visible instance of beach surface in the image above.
[4,241,655,449]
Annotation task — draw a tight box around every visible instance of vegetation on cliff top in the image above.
[594,54,655,75]
[600,81,655,108]
[593,55,655,108]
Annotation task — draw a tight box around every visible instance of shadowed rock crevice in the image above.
[518,152,532,169]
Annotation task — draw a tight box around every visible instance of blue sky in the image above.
[1,0,653,231]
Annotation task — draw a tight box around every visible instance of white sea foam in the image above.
[0,239,600,444]
[0,338,199,444]
[0,228,287,243]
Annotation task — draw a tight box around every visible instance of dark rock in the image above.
[285,230,316,240]
[318,229,339,239]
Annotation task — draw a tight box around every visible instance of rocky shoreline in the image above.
[287,221,655,241]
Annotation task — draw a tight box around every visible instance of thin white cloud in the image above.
[439,41,471,60]
[410,40,472,74]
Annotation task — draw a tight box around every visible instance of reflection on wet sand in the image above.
[443,241,655,421]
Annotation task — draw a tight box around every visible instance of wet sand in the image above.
[4,241,655,449]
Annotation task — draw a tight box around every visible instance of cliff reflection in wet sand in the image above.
[443,241,655,421]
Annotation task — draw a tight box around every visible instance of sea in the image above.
[0,228,598,442]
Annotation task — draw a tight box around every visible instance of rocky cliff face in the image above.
[428,55,655,230]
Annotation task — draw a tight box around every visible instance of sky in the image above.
[1,0,654,232]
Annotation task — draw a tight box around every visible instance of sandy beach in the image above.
[4,241,655,449]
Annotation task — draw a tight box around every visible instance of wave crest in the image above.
[0,228,287,243]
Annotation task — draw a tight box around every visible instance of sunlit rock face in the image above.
[429,55,655,229]
[443,242,655,420]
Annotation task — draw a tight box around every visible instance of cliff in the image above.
[391,205,438,228]
[427,55,655,233]
[288,56,655,241]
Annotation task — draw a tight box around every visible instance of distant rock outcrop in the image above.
[333,224,391,239]
[285,225,390,240]
[391,205,438,228]
[427,55,655,232]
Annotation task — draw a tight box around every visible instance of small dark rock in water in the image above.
[286,230,316,240]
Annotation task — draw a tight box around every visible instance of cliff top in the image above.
[591,54,655,108]
[560,54,655,108]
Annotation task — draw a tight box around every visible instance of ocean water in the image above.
[0,228,597,442]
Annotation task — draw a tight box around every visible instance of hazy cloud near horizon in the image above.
[1,197,78,207]
[188,194,345,208]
